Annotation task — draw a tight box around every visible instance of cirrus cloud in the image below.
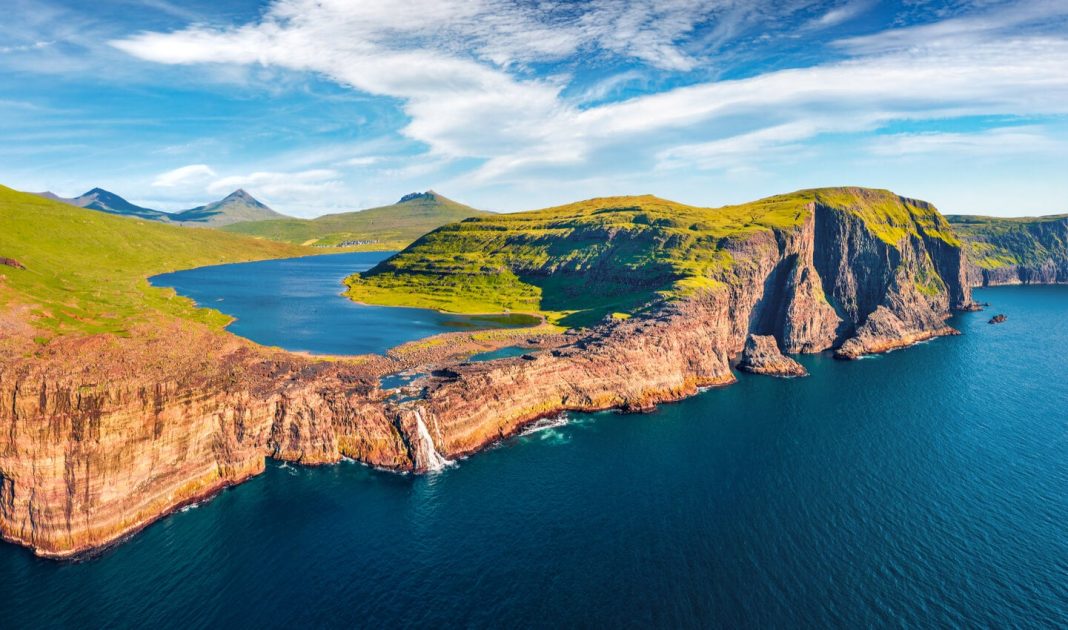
[151,163,216,188]
[111,0,1068,187]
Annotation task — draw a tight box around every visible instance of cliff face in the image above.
[0,326,415,558]
[948,214,1068,286]
[404,194,972,463]
[0,187,976,557]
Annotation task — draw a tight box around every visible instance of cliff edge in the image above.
[1,186,977,557]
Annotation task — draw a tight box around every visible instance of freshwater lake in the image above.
[1,253,1065,627]
[150,252,537,356]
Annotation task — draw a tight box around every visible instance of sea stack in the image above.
[737,334,809,377]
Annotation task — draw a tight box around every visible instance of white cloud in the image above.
[835,0,1068,53]
[340,156,383,167]
[655,119,863,171]
[0,40,52,54]
[867,127,1062,157]
[151,163,216,187]
[807,0,873,29]
[206,168,342,199]
[111,0,1068,191]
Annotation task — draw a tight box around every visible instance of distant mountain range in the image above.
[32,188,286,227]
[221,190,490,248]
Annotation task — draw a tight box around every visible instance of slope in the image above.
[171,189,287,226]
[34,188,172,221]
[222,191,489,248]
[0,185,309,339]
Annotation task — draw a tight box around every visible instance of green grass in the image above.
[222,191,489,247]
[345,187,960,327]
[817,187,961,246]
[0,185,310,338]
[947,213,1068,269]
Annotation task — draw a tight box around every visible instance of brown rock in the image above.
[737,334,808,377]
[0,197,982,558]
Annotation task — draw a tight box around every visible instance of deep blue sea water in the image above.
[150,252,538,356]
[2,259,1066,627]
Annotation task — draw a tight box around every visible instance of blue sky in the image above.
[1,0,1067,217]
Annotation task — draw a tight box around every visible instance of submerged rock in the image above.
[738,334,808,377]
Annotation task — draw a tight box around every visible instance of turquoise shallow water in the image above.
[2,268,1067,626]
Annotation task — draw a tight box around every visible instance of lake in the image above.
[150,252,538,356]
[1,260,1065,627]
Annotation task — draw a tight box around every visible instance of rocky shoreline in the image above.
[0,197,986,558]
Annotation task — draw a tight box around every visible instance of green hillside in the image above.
[947,213,1068,270]
[0,185,309,339]
[171,189,287,226]
[344,187,958,327]
[222,191,489,248]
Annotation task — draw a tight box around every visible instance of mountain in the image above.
[31,187,285,226]
[170,189,287,226]
[947,213,1068,286]
[33,187,171,221]
[222,190,489,248]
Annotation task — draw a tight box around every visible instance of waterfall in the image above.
[413,408,451,472]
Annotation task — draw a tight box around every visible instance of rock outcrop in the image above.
[0,188,978,558]
[737,335,808,377]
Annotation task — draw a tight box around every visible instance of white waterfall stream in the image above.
[413,408,451,472]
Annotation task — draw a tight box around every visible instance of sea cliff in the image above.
[948,214,1068,286]
[1,187,980,557]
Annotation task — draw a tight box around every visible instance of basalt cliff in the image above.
[948,213,1068,286]
[1,187,978,557]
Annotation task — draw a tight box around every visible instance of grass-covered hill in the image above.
[344,187,958,327]
[0,185,309,340]
[946,213,1068,271]
[222,191,489,249]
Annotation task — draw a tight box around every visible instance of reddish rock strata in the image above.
[0,201,975,557]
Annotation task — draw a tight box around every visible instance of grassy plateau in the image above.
[344,187,959,327]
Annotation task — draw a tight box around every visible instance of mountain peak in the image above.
[170,189,283,226]
[397,191,437,204]
[224,188,255,201]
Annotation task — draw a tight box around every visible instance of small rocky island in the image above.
[989,314,1008,324]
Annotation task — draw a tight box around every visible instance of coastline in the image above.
[0,195,1005,558]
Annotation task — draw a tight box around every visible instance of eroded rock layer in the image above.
[738,335,808,377]
[1,191,977,557]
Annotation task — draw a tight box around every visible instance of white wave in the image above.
[519,413,569,437]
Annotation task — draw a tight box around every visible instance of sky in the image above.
[1,0,1067,217]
